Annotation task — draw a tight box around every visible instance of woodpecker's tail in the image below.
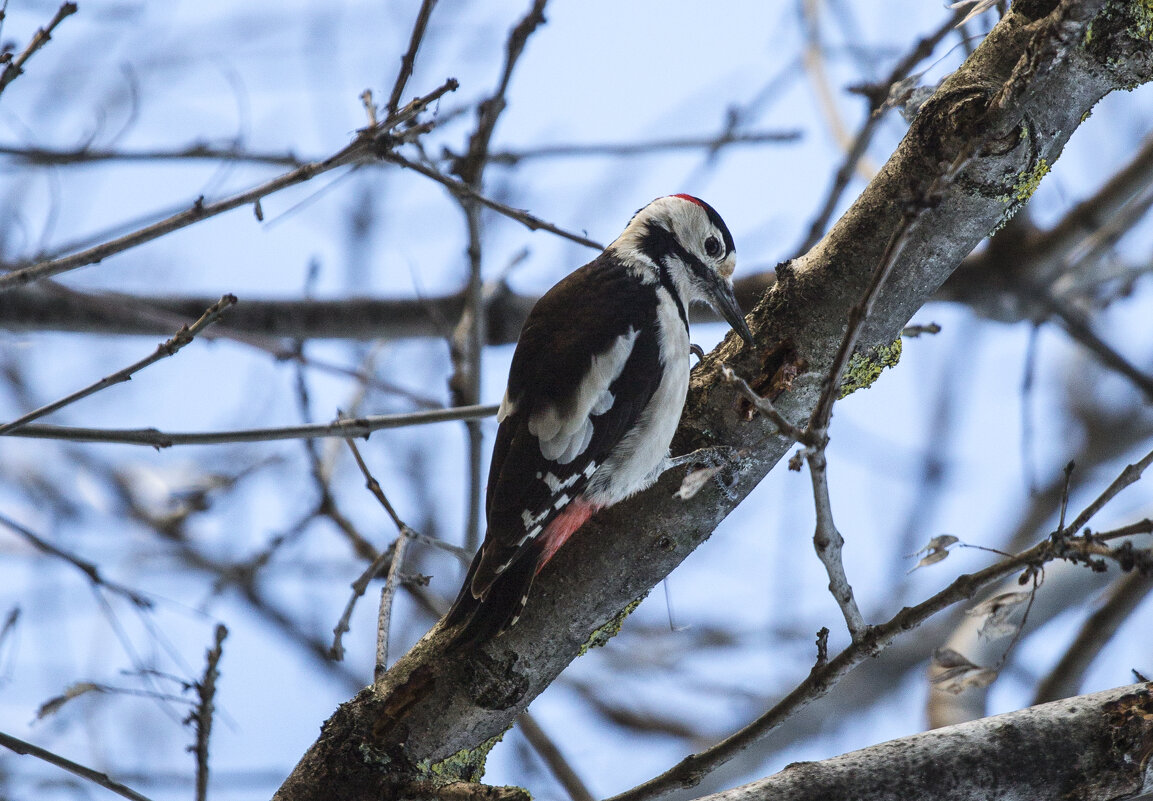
[442,547,539,651]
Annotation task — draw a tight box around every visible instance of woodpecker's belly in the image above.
[586,289,689,506]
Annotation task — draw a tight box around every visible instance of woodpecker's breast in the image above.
[586,285,688,505]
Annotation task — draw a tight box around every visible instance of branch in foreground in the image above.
[696,683,1153,801]
[1,403,499,447]
[0,730,155,801]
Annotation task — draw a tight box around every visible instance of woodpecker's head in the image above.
[613,194,754,345]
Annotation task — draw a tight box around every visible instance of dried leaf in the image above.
[37,681,105,719]
[674,465,721,500]
[908,535,960,573]
[930,648,998,694]
[967,591,1031,640]
[949,0,999,27]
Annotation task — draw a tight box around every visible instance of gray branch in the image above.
[697,683,1153,801]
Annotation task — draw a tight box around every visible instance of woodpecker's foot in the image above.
[668,445,743,500]
[690,343,706,364]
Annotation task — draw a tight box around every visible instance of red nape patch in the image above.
[536,498,600,573]
[671,193,705,207]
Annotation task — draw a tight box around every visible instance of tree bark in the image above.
[271,3,1153,800]
[698,683,1153,801]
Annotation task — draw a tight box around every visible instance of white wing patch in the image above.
[497,389,516,422]
[529,328,639,464]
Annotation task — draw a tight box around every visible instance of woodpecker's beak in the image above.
[709,275,754,346]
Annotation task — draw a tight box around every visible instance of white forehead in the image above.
[634,195,715,239]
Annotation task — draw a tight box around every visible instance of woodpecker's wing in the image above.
[443,255,663,640]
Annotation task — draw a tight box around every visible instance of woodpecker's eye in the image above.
[704,236,721,258]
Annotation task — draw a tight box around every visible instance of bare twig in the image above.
[0,295,236,435]
[330,543,394,662]
[806,446,868,639]
[342,437,417,679]
[0,2,77,97]
[486,130,802,165]
[796,8,965,254]
[387,0,439,115]
[0,731,156,801]
[0,141,306,167]
[0,512,152,608]
[453,205,488,553]
[0,79,459,292]
[1059,446,1153,537]
[385,151,601,250]
[189,624,227,801]
[721,366,810,443]
[4,403,499,447]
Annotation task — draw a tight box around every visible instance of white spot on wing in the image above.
[530,328,639,464]
[542,472,579,493]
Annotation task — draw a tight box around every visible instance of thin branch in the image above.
[720,365,810,443]
[1044,293,1153,401]
[385,151,601,250]
[3,403,499,447]
[330,543,394,663]
[515,712,595,801]
[0,512,152,608]
[189,624,227,801]
[0,79,459,292]
[1033,570,1153,703]
[0,142,306,167]
[485,130,803,165]
[342,437,417,679]
[1059,445,1153,537]
[0,731,156,801]
[0,2,77,97]
[452,0,549,185]
[795,8,965,254]
[0,295,236,435]
[806,445,868,639]
[387,0,439,115]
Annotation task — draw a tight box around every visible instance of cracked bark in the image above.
[699,683,1153,801]
[270,2,1153,800]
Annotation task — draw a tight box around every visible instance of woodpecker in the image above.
[443,194,753,648]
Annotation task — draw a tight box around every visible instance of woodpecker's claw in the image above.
[690,343,706,364]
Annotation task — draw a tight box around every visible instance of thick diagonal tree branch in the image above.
[271,3,1153,800]
[693,683,1153,801]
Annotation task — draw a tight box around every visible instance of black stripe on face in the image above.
[657,260,689,335]
[639,223,690,334]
